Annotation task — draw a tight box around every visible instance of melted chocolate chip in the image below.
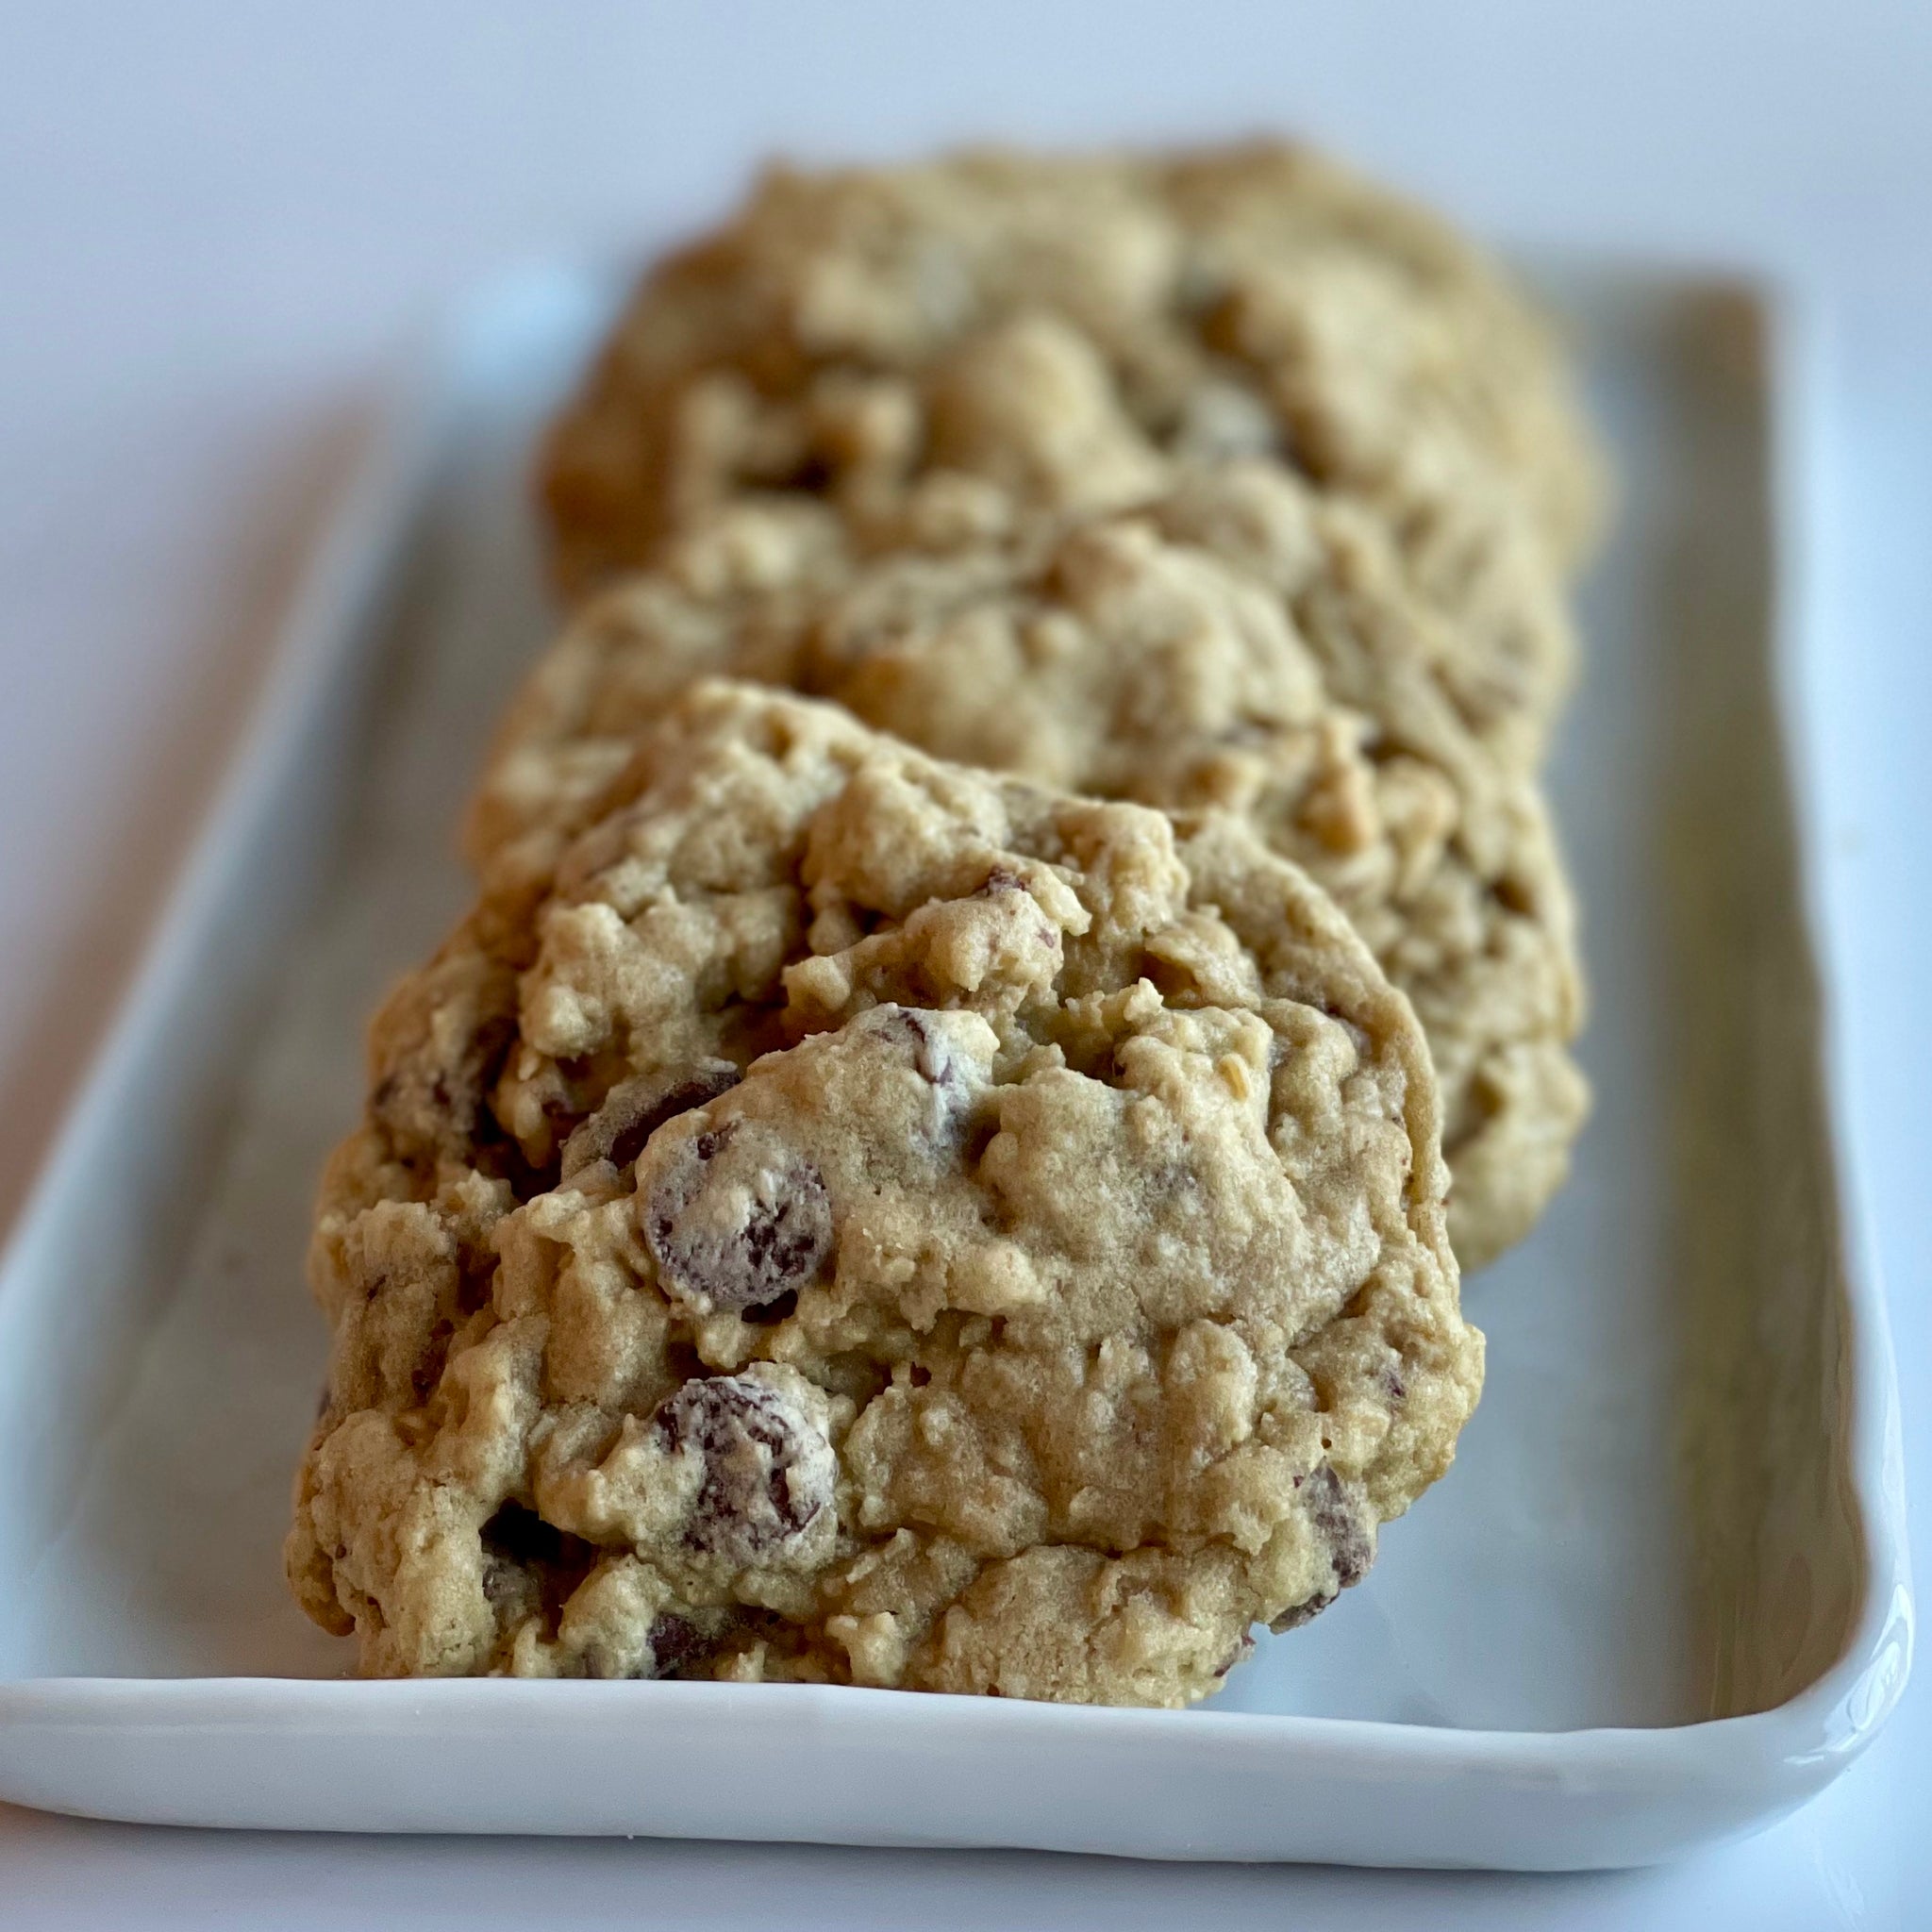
[561,1060,742,1179]
[653,1374,835,1563]
[643,1120,833,1316]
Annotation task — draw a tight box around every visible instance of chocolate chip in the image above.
[561,1059,742,1179]
[858,1005,955,1086]
[646,1612,712,1678]
[974,867,1058,953]
[1269,1592,1333,1633]
[643,1120,833,1316]
[856,1006,974,1144]
[1304,1465,1374,1590]
[653,1373,836,1563]
[576,1607,729,1682]
[374,998,519,1162]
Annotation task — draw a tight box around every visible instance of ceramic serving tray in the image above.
[0,262,1908,1867]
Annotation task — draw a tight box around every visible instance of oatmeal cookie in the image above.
[541,142,1600,759]
[475,465,1585,1267]
[289,682,1481,1704]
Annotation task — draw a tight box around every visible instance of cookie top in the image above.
[290,683,1482,1704]
[474,464,1585,1266]
[541,142,1599,757]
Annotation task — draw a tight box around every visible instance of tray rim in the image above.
[0,261,1910,1862]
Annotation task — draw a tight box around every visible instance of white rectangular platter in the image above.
[0,264,1909,1867]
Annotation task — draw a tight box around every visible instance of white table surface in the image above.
[2,4,1926,1924]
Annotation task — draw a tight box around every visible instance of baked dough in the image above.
[289,683,1482,1704]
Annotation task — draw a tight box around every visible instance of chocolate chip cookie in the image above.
[473,463,1585,1268]
[541,142,1601,765]
[289,682,1482,1704]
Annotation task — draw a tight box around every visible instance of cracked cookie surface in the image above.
[290,683,1482,1705]
[541,142,1601,763]
[476,462,1586,1267]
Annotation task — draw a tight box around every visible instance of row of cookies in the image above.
[516,144,1602,1268]
[286,143,1597,1703]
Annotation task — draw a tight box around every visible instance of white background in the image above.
[2,3,1927,1924]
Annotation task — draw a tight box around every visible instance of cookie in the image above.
[541,142,1601,762]
[472,464,1586,1267]
[289,682,1482,1705]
